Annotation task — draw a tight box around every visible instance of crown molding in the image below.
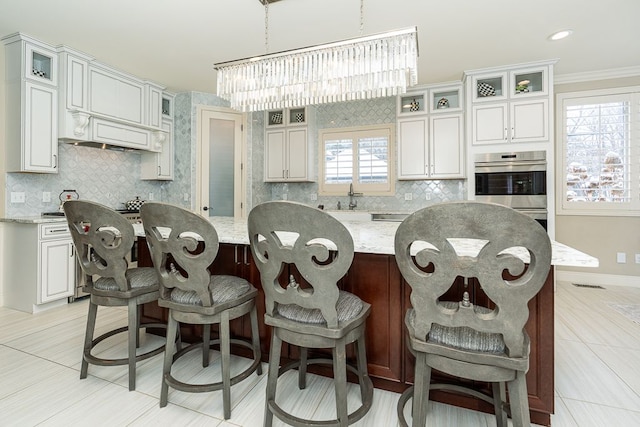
[555,66,640,85]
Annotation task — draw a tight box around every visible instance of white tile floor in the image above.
[2,281,640,426]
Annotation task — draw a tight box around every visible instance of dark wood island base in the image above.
[139,240,554,426]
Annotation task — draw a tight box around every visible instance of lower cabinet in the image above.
[3,222,75,313]
[138,240,553,425]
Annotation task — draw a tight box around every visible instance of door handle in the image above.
[203,206,209,211]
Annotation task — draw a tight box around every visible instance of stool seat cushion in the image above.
[409,303,506,354]
[277,290,363,324]
[94,267,158,291]
[170,275,251,306]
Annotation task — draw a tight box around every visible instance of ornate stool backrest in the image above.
[248,201,354,328]
[64,200,134,291]
[394,201,551,357]
[140,202,219,306]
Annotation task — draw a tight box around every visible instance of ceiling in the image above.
[1,0,639,95]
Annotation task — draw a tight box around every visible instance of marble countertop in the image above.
[0,215,69,224]
[1,214,598,268]
[135,216,598,268]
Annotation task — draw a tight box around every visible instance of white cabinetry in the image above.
[141,119,174,180]
[57,45,167,151]
[397,84,464,180]
[3,222,75,313]
[142,92,174,180]
[264,107,312,182]
[465,61,555,146]
[2,33,59,173]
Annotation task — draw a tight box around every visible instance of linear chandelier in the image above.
[214,26,419,112]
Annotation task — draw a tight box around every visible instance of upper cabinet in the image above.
[2,33,59,173]
[264,107,313,182]
[141,93,174,180]
[464,60,556,145]
[57,45,167,152]
[397,83,465,180]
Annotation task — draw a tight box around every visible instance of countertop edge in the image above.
[2,215,599,268]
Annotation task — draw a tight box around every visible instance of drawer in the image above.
[40,223,71,240]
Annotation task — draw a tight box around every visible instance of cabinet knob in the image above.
[203,206,209,211]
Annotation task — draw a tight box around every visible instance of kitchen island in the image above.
[135,216,596,426]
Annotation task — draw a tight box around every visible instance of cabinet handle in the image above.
[504,128,508,141]
[511,126,515,139]
[53,154,58,169]
[158,166,161,175]
[234,245,240,265]
[243,246,250,266]
[70,243,74,257]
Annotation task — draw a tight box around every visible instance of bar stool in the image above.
[140,202,262,419]
[248,201,373,427]
[394,201,551,427]
[64,200,166,391]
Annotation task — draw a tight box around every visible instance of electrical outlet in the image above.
[404,193,413,201]
[616,252,626,264]
[425,193,431,201]
[42,191,51,202]
[310,193,318,201]
[635,253,640,264]
[183,193,189,202]
[10,192,25,203]
[282,194,288,200]
[148,192,154,201]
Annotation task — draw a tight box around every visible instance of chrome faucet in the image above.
[347,183,363,210]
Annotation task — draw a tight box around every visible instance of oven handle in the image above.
[474,161,546,173]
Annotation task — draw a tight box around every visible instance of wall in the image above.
[5,143,166,216]
[161,91,238,209]
[0,40,5,305]
[251,97,466,212]
[554,75,640,285]
[168,93,466,216]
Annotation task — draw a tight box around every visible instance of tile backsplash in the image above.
[5,93,466,218]
[6,143,165,216]
[252,97,466,212]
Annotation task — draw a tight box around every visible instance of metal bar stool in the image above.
[248,201,373,427]
[140,202,262,419]
[64,200,167,391]
[394,201,551,427]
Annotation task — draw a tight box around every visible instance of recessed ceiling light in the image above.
[549,30,573,41]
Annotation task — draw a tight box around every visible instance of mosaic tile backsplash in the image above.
[6,143,166,217]
[5,93,465,218]
[250,97,466,212]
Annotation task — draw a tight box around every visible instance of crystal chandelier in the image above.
[214,3,418,112]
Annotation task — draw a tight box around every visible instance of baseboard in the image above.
[556,271,640,288]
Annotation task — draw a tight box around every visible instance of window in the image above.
[319,125,395,196]
[557,88,640,215]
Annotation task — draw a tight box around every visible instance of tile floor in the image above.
[1,280,640,426]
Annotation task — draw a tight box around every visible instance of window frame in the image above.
[556,86,640,216]
[318,124,395,196]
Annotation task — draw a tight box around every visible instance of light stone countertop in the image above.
[2,214,598,267]
[134,216,599,268]
[0,216,68,224]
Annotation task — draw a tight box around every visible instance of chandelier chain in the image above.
[264,0,269,53]
[360,0,364,35]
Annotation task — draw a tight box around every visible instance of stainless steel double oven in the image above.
[474,150,547,230]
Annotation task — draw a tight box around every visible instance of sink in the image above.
[371,213,409,222]
[325,211,409,222]
[326,211,372,222]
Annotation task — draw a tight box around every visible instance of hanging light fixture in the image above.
[214,1,419,112]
